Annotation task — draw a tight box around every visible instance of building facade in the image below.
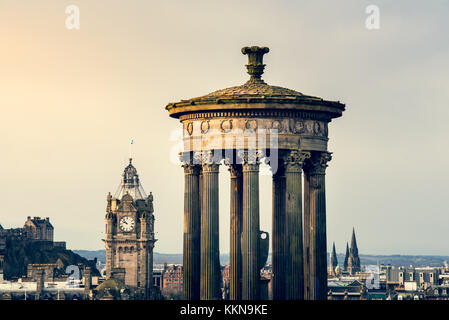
[24,217,54,241]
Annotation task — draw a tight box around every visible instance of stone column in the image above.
[200,158,220,300]
[283,150,310,300]
[303,152,332,300]
[229,164,243,300]
[240,150,260,300]
[303,172,311,300]
[272,161,286,300]
[182,163,201,300]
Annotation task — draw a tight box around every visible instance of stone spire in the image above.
[343,242,349,271]
[348,228,361,275]
[350,227,358,256]
[330,242,338,275]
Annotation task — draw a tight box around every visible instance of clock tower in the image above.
[103,158,156,299]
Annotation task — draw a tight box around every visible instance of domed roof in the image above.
[190,79,306,100]
[113,158,147,200]
[166,46,345,119]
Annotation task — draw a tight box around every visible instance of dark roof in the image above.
[27,217,54,229]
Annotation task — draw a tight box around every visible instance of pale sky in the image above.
[0,1,448,255]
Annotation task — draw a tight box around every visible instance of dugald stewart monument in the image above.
[166,46,345,300]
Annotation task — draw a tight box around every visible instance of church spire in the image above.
[350,227,358,255]
[343,242,349,271]
[330,242,338,276]
[348,227,361,275]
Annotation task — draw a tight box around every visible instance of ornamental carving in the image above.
[200,120,210,134]
[304,152,332,175]
[282,150,311,172]
[313,121,321,135]
[182,163,201,175]
[245,119,258,131]
[290,120,305,134]
[305,121,314,134]
[186,122,193,136]
[202,163,220,173]
[220,120,233,133]
[193,150,220,165]
[237,149,263,165]
[271,120,283,132]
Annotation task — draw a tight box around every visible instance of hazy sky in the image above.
[1,1,448,255]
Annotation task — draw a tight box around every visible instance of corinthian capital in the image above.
[282,150,311,173]
[182,163,201,175]
[304,151,332,175]
[193,150,221,165]
[237,149,263,165]
[237,149,263,172]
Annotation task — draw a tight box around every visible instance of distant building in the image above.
[0,217,66,280]
[24,217,54,241]
[0,216,59,243]
[162,264,183,290]
[0,265,94,300]
[328,279,363,300]
[386,266,439,290]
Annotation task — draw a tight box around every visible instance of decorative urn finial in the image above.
[241,46,270,82]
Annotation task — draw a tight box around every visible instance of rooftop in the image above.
[113,158,147,200]
[166,46,344,119]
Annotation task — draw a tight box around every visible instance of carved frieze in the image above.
[181,118,329,153]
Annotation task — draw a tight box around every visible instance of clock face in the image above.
[119,216,135,232]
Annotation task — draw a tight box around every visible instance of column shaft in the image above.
[272,165,286,300]
[284,150,309,300]
[304,152,331,300]
[303,175,311,300]
[285,167,304,300]
[229,164,243,300]
[183,164,201,300]
[200,163,220,300]
[242,162,260,300]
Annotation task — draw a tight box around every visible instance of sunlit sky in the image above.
[1,1,448,255]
